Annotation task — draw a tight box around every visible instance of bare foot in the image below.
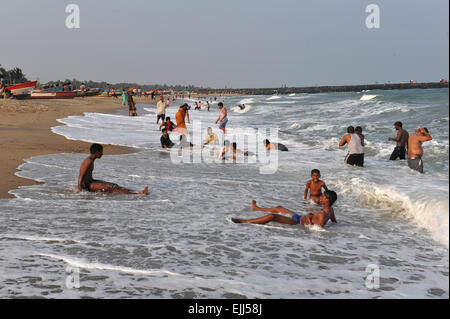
[251,200,257,210]
[140,186,149,195]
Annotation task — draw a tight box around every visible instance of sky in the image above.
[0,0,448,88]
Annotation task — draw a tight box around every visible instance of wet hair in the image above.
[162,128,167,133]
[423,127,429,133]
[324,190,337,206]
[311,169,321,176]
[355,126,363,133]
[232,142,237,150]
[263,139,270,145]
[394,121,403,128]
[90,143,103,154]
[347,126,355,134]
[166,117,171,121]
[218,102,223,107]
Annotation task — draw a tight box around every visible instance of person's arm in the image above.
[321,182,328,192]
[389,130,401,142]
[330,209,337,223]
[304,181,311,200]
[418,129,432,142]
[186,110,191,124]
[338,135,348,147]
[159,123,164,131]
[77,159,90,192]
[360,134,365,147]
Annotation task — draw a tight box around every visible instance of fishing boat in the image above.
[30,91,77,99]
[6,81,38,95]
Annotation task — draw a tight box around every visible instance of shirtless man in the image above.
[407,128,432,173]
[304,169,328,204]
[215,102,228,134]
[263,139,289,152]
[175,104,190,135]
[78,144,148,194]
[230,190,337,228]
[388,121,409,160]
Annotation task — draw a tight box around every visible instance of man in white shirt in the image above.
[156,96,166,124]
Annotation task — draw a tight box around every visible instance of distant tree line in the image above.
[0,66,29,85]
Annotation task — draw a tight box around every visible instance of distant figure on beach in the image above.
[304,169,328,204]
[238,104,246,110]
[80,84,86,98]
[175,104,191,135]
[230,190,337,228]
[78,144,148,195]
[159,117,176,132]
[166,98,170,108]
[207,101,210,112]
[204,127,219,147]
[127,93,137,116]
[263,139,289,152]
[122,91,127,106]
[339,126,364,167]
[407,128,432,173]
[156,96,166,124]
[388,121,409,160]
[216,102,228,134]
[194,101,201,110]
[160,128,175,149]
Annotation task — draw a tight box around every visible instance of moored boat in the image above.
[30,91,77,99]
[6,81,38,95]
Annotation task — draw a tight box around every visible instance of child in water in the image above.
[304,169,328,204]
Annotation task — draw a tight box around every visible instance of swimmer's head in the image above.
[166,117,171,121]
[218,102,223,108]
[162,128,168,136]
[311,169,321,179]
[323,190,337,206]
[347,126,355,134]
[263,139,270,145]
[355,126,363,134]
[394,121,403,129]
[90,143,103,158]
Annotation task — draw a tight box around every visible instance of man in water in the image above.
[160,128,175,149]
[78,144,148,194]
[407,128,432,173]
[238,104,246,110]
[263,139,289,152]
[388,121,409,160]
[159,116,176,132]
[156,96,166,124]
[231,190,337,228]
[338,126,364,167]
[215,102,228,134]
[175,104,190,135]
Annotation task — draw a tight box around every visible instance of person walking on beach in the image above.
[175,104,190,135]
[388,121,409,160]
[127,92,137,116]
[122,90,127,106]
[156,96,166,124]
[339,126,364,167]
[230,190,337,228]
[407,128,432,173]
[80,84,86,98]
[216,102,228,134]
[78,144,148,195]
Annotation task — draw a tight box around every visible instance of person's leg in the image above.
[89,181,148,195]
[231,214,297,225]
[399,147,406,160]
[389,147,399,160]
[251,200,296,214]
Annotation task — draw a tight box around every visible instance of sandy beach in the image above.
[0,96,144,198]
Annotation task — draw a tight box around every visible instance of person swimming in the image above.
[263,139,289,152]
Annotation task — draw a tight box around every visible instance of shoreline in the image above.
[0,97,149,199]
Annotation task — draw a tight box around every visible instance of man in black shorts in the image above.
[388,121,409,160]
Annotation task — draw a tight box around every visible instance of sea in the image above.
[0,88,448,298]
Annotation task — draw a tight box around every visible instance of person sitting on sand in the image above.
[407,127,432,173]
[160,128,175,149]
[78,144,148,195]
[304,169,328,204]
[263,139,289,152]
[230,190,337,228]
[159,117,176,132]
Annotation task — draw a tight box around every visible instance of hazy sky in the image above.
[1,0,448,88]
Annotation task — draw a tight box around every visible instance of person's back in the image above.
[348,133,363,154]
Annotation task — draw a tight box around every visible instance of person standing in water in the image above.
[78,144,148,195]
[407,128,432,173]
[388,121,409,160]
[216,102,228,134]
[230,190,337,228]
[339,126,364,167]
[175,104,191,135]
[156,96,166,124]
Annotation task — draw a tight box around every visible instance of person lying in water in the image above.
[263,139,289,151]
[230,190,337,228]
[78,143,148,195]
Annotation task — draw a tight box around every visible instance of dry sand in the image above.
[0,96,150,198]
